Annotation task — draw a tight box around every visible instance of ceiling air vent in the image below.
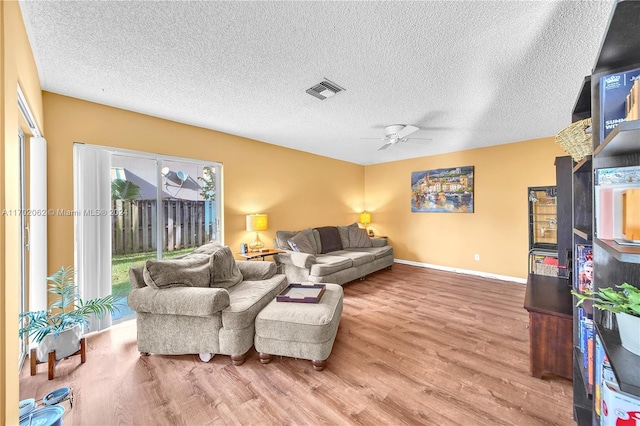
[306,79,345,100]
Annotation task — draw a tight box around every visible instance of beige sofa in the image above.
[127,242,288,365]
[273,224,394,285]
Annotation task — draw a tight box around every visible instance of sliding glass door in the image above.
[75,145,221,324]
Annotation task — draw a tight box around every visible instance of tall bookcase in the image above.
[571,1,640,424]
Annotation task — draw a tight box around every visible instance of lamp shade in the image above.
[359,212,371,225]
[246,214,268,232]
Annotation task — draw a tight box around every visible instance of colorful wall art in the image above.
[411,166,474,213]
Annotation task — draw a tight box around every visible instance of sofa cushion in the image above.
[337,222,359,248]
[309,255,353,276]
[222,274,288,330]
[210,245,243,288]
[288,231,316,254]
[346,245,393,260]
[315,226,343,253]
[143,254,211,289]
[348,227,373,248]
[330,250,375,267]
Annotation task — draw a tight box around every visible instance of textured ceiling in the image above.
[19,1,613,165]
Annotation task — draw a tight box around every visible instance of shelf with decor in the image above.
[564,2,640,423]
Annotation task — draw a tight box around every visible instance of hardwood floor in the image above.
[19,264,575,425]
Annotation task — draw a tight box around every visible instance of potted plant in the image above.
[572,282,640,356]
[19,266,118,362]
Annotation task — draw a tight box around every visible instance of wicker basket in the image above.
[555,118,592,162]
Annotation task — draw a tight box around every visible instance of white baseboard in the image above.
[393,259,527,284]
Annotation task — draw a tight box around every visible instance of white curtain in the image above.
[73,144,113,332]
[29,137,47,312]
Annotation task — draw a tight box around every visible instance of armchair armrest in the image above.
[237,260,277,280]
[274,251,316,269]
[371,237,387,248]
[128,286,230,317]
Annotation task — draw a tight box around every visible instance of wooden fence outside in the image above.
[112,199,216,255]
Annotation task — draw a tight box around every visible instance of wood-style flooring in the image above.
[19,263,574,425]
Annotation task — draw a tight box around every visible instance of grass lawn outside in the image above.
[112,247,195,299]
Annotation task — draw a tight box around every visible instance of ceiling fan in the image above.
[364,125,431,151]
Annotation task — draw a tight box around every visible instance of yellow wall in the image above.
[365,139,566,279]
[44,93,565,281]
[2,1,44,424]
[43,93,365,272]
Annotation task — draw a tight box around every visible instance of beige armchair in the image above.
[128,244,288,365]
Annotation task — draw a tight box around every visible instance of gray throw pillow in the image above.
[288,232,316,254]
[315,226,343,253]
[338,222,359,249]
[143,254,212,289]
[209,245,243,288]
[191,240,224,255]
[275,230,298,250]
[348,227,373,248]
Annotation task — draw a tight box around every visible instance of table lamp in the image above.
[359,212,372,235]
[246,214,268,251]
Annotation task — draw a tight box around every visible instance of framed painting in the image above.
[411,166,474,213]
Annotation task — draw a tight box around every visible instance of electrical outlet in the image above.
[474,254,480,261]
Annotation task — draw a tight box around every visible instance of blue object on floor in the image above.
[19,405,64,426]
[19,398,35,417]
[42,387,71,406]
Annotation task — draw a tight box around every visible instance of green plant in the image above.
[571,282,640,317]
[197,165,216,201]
[19,266,118,343]
[111,179,141,200]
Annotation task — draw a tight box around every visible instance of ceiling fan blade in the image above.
[378,141,393,151]
[397,125,419,138]
[403,137,432,143]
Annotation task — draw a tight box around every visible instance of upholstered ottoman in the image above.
[254,283,343,371]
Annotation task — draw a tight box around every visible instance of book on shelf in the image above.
[594,333,606,417]
[588,329,594,394]
[575,244,593,292]
[599,67,640,143]
[580,316,593,367]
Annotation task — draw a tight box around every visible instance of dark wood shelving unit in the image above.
[573,228,591,242]
[572,156,592,174]
[570,2,640,423]
[592,0,640,74]
[572,76,592,123]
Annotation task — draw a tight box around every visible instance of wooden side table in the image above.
[238,249,284,261]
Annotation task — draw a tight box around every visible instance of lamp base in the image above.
[249,232,265,252]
